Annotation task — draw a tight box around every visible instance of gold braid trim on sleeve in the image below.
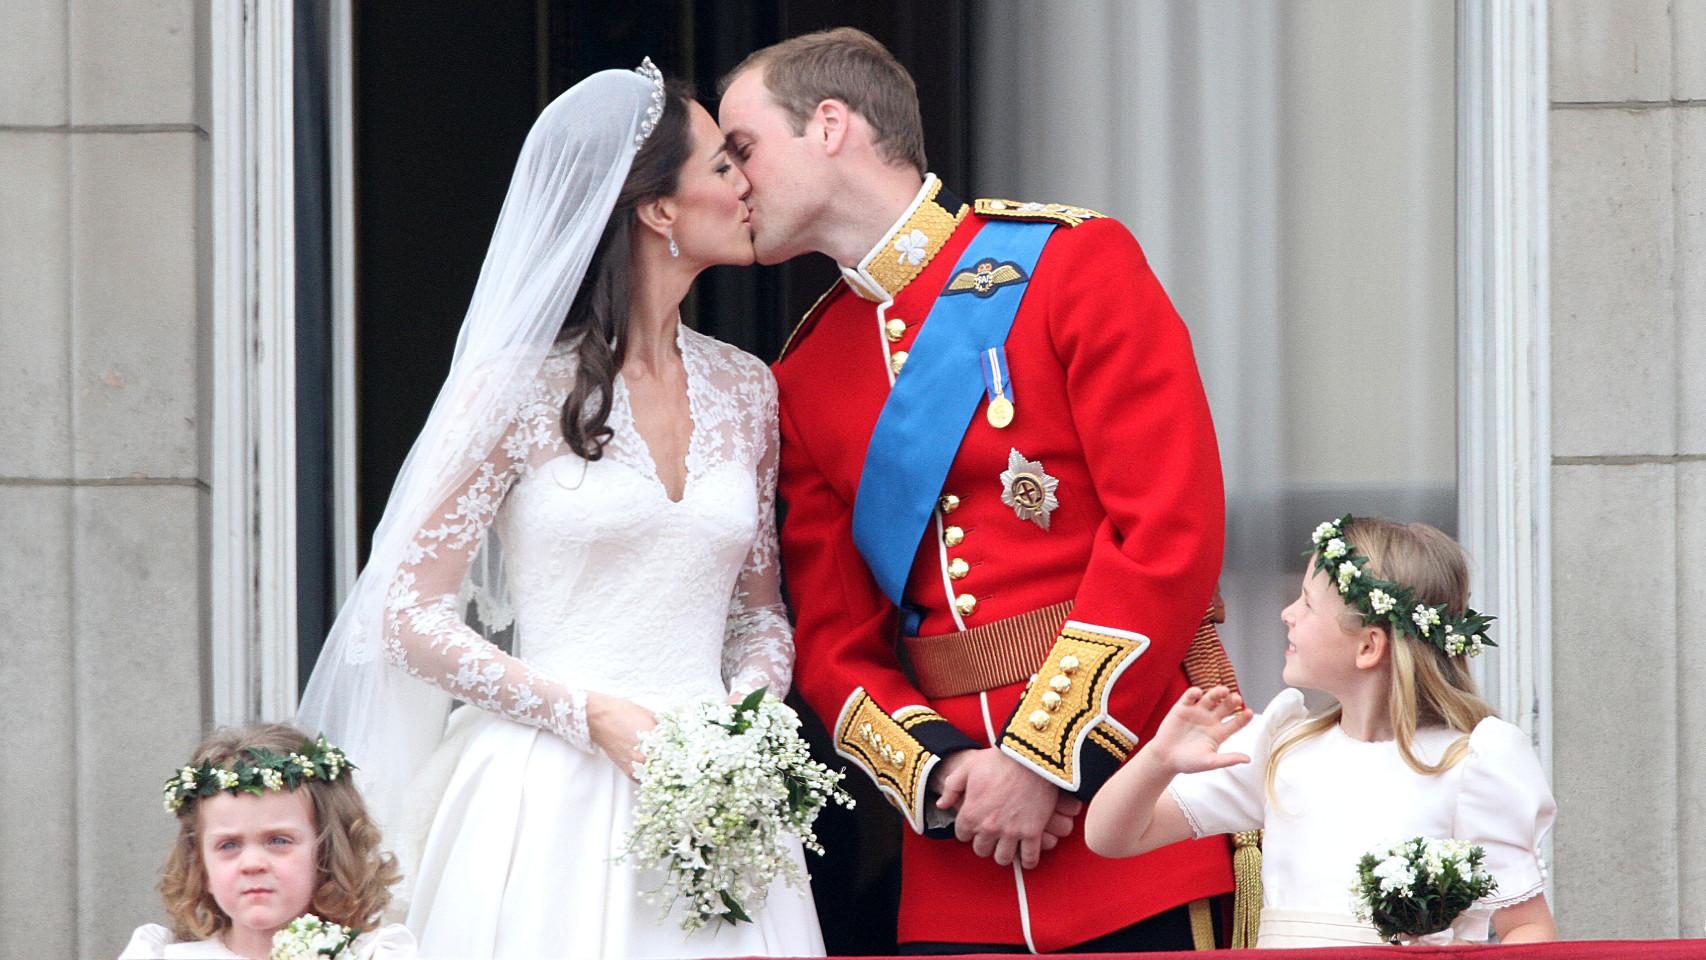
[832,688,942,833]
[1086,721,1134,762]
[997,621,1148,790]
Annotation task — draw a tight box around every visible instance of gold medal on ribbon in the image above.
[982,346,1015,430]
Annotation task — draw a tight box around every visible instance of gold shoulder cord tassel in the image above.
[1230,830,1264,948]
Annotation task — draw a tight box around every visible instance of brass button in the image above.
[939,493,960,514]
[943,525,964,547]
[890,350,909,374]
[954,593,978,616]
[1041,690,1063,711]
[1028,709,1050,730]
[947,557,970,580]
[1060,655,1080,675]
[885,318,907,342]
[1049,674,1072,693]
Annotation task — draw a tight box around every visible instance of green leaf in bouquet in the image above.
[726,686,769,734]
[720,890,754,925]
[738,687,768,713]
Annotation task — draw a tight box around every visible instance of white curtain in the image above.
[973,0,1457,704]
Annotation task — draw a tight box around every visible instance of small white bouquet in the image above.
[270,914,356,959]
[1352,836,1497,943]
[623,688,854,932]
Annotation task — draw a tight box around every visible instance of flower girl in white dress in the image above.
[120,725,415,959]
[1085,516,1557,947]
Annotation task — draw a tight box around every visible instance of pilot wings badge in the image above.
[944,258,1028,299]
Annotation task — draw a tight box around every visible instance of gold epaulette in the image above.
[776,278,846,362]
[974,197,1106,228]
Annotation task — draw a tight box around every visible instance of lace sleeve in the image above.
[721,366,795,698]
[383,398,591,751]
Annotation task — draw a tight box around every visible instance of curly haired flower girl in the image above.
[120,724,415,959]
[1084,516,1557,947]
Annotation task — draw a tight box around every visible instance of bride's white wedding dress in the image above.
[384,325,824,959]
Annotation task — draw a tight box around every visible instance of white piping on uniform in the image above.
[935,511,967,632]
[1013,863,1039,954]
[980,692,1039,954]
[873,298,899,388]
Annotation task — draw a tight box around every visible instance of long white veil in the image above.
[296,61,666,852]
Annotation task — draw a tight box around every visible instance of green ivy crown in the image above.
[163,734,353,814]
[1308,515,1495,658]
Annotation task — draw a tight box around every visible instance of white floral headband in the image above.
[162,734,353,814]
[1309,515,1495,658]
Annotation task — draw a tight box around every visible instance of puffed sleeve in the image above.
[1455,717,1555,908]
[1167,688,1309,838]
[116,924,172,959]
[352,922,419,959]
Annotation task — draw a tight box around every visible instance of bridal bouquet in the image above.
[624,688,855,932]
[270,914,356,959]
[1352,837,1498,943]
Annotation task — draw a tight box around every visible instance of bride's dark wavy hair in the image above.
[558,77,697,460]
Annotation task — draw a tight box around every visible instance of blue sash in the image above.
[851,219,1056,619]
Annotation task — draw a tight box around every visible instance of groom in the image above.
[721,28,1239,953]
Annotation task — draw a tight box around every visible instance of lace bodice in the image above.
[383,325,792,753]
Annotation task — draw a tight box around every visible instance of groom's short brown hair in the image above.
[720,27,926,174]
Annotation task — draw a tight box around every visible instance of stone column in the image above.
[1549,0,1705,939]
[0,1,212,954]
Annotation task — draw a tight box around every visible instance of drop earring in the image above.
[668,229,679,259]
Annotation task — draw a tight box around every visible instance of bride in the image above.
[296,61,824,959]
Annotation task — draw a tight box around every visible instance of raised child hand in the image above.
[1145,686,1254,775]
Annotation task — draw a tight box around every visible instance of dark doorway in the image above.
[342,5,975,953]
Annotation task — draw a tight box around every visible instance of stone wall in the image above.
[1549,0,1705,940]
[0,1,212,955]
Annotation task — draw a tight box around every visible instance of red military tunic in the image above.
[774,177,1233,951]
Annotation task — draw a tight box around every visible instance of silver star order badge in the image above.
[1000,448,1060,530]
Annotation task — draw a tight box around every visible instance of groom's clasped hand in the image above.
[932,748,1082,870]
[928,686,1252,870]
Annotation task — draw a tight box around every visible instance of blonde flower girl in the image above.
[1085,516,1557,947]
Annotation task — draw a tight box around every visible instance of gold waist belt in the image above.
[904,599,1241,700]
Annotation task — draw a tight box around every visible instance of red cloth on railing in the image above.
[743,940,1706,960]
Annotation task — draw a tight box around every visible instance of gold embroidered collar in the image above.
[840,175,969,302]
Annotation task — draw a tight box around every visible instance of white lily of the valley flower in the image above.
[1337,561,1360,589]
[1411,604,1442,636]
[1372,855,1415,895]
[1369,589,1396,615]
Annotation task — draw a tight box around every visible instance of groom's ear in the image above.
[634,197,676,237]
[813,98,851,156]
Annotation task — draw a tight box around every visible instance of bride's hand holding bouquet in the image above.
[623,688,854,932]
